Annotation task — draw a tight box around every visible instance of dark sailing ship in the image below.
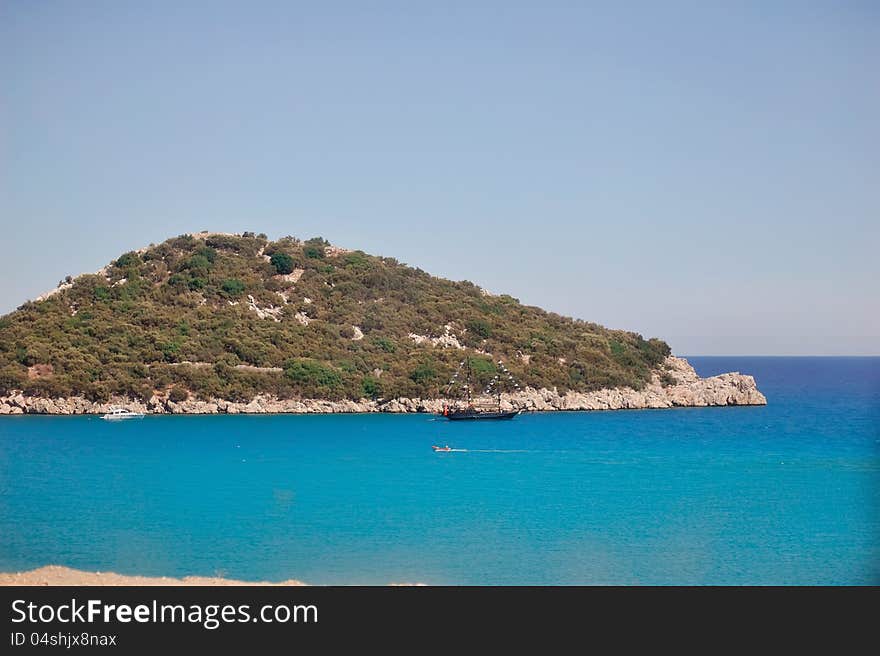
[440,358,521,421]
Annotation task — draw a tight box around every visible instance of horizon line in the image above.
[681,353,880,358]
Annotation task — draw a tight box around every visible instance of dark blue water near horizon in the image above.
[1,357,877,584]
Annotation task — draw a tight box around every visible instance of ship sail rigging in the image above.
[441,358,521,421]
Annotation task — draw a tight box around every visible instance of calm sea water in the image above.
[0,357,877,585]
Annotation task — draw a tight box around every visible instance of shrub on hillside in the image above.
[466,319,492,339]
[283,359,342,396]
[196,246,217,263]
[361,376,381,399]
[114,252,141,268]
[409,362,436,384]
[270,252,295,275]
[168,386,189,402]
[373,337,396,353]
[184,254,212,274]
[220,279,246,298]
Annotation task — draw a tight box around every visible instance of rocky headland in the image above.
[0,356,766,415]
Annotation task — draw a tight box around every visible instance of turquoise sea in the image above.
[0,357,877,585]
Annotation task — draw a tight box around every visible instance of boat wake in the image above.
[440,449,530,453]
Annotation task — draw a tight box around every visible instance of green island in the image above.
[0,232,673,404]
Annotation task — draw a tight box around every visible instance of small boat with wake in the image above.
[100,407,145,421]
[432,445,452,452]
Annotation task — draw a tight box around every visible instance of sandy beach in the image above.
[0,566,306,586]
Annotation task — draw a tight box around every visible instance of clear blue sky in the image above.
[1,1,877,354]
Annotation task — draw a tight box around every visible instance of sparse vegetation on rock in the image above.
[0,232,673,403]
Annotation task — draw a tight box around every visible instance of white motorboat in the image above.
[100,407,145,420]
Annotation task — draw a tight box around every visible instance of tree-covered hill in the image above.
[0,232,671,402]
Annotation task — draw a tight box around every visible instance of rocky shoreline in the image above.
[0,357,766,416]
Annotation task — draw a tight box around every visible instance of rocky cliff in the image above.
[0,357,765,415]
